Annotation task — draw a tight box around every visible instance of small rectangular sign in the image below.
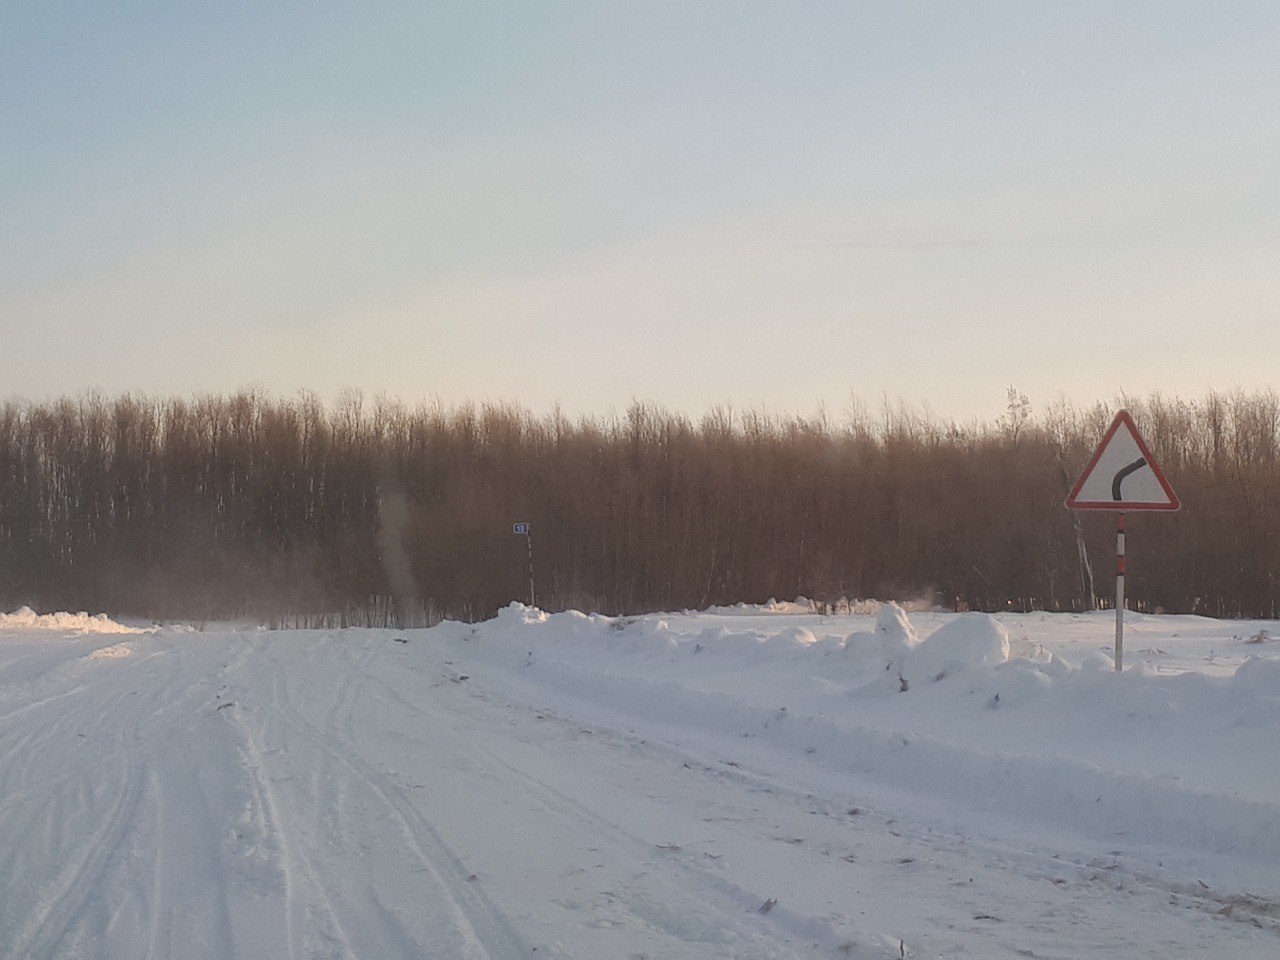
[512,522,530,535]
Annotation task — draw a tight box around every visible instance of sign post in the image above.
[1065,410,1179,670]
[1115,512,1126,669]
[512,522,535,608]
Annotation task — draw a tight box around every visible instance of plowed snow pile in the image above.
[2,602,1278,958]
[0,605,148,634]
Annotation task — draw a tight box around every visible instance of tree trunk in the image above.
[1061,466,1096,610]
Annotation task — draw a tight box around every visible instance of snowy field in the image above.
[3,602,1280,959]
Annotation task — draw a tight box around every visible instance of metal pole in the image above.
[1115,512,1125,671]
[526,529,536,609]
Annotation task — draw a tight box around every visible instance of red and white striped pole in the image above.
[1114,513,1126,671]
[526,527,536,609]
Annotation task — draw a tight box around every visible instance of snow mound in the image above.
[875,601,920,665]
[773,626,818,647]
[495,602,548,626]
[0,606,148,634]
[1230,655,1280,698]
[903,613,1010,684]
[88,643,135,659]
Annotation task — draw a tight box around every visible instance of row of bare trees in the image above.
[0,389,1277,624]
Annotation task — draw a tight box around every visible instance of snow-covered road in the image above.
[2,605,1279,958]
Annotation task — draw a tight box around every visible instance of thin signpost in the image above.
[1065,410,1179,671]
[512,522,535,608]
[1115,512,1126,668]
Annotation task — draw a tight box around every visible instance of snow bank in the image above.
[462,601,1280,874]
[901,612,1010,684]
[706,596,883,616]
[1230,654,1280,699]
[0,606,149,634]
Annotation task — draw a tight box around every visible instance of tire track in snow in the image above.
[233,632,530,960]
[204,634,360,960]
[279,664,522,958]
[1,639,182,960]
[313,638,530,959]
[238,676,356,960]
[144,719,242,960]
[0,633,268,960]
[0,682,89,728]
[0,634,138,689]
[342,644,879,957]
[2,745,145,960]
[457,719,847,955]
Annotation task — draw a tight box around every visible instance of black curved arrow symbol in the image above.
[1112,457,1147,501]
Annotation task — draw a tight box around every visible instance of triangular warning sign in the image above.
[1066,410,1180,511]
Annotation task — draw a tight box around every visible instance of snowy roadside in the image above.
[2,604,1278,958]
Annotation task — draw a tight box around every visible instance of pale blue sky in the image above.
[4,2,1277,423]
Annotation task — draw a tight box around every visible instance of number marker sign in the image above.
[512,522,534,606]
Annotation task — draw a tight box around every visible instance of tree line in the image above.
[0,388,1277,625]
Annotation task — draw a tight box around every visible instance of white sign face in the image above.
[1066,411,1179,511]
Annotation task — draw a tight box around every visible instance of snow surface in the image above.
[2,602,1279,958]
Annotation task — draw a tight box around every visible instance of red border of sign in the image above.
[1065,410,1181,511]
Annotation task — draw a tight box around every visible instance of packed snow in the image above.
[2,601,1279,958]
